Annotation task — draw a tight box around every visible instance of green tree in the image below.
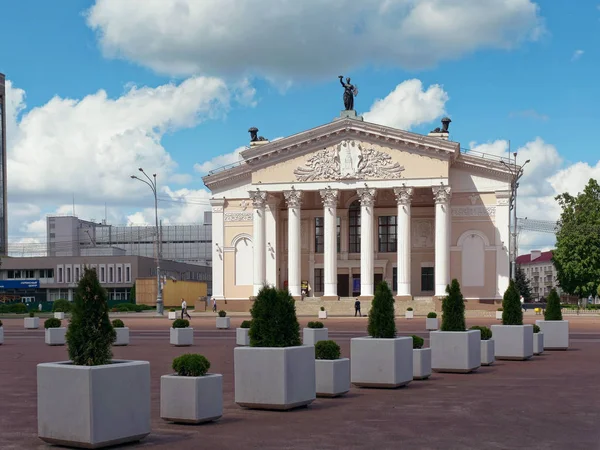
[502,279,523,325]
[249,286,301,347]
[66,267,116,365]
[544,288,563,321]
[129,283,136,303]
[440,279,466,332]
[515,265,533,302]
[553,178,600,299]
[367,281,396,338]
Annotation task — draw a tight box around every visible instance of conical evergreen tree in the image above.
[544,288,563,321]
[249,285,301,347]
[367,281,396,338]
[502,279,523,325]
[66,267,116,365]
[440,279,466,331]
[515,266,533,301]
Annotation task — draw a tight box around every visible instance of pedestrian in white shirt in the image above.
[181,298,191,320]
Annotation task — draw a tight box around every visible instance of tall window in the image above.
[315,217,341,253]
[314,268,324,292]
[349,200,361,253]
[378,216,397,253]
[100,267,105,283]
[421,267,434,292]
[125,266,131,283]
[117,267,122,283]
[66,267,71,283]
[109,267,114,283]
[75,267,80,282]
[58,268,63,283]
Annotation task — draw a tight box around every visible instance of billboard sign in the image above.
[0,280,40,289]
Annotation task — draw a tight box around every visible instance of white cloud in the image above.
[86,0,544,79]
[194,145,246,174]
[572,49,584,61]
[509,109,548,121]
[363,79,448,130]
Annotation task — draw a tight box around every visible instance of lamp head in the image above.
[138,167,143,172]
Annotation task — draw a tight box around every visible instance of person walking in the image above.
[212,297,217,313]
[354,298,361,317]
[520,295,525,313]
[181,298,191,320]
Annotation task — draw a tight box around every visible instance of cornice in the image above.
[452,154,513,181]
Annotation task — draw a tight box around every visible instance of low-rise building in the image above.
[516,250,559,300]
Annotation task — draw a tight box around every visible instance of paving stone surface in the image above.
[1,315,599,449]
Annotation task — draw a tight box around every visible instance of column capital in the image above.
[283,188,303,208]
[248,189,268,209]
[357,187,377,206]
[432,185,452,204]
[319,188,339,208]
[210,198,225,213]
[393,186,413,205]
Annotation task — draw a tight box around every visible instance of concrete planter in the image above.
[45,328,66,346]
[170,327,194,346]
[303,328,328,346]
[496,311,503,320]
[160,373,223,424]
[413,348,432,380]
[431,330,481,373]
[405,310,414,319]
[54,312,65,320]
[425,318,438,331]
[315,358,350,397]
[535,320,569,350]
[490,325,533,360]
[234,346,316,410]
[37,360,151,448]
[350,337,413,388]
[168,311,177,320]
[236,328,250,346]
[0,327,3,345]
[216,317,230,329]
[481,339,495,366]
[318,310,327,319]
[533,332,544,355]
[25,317,40,329]
[114,328,130,346]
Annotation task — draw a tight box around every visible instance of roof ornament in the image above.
[248,127,268,142]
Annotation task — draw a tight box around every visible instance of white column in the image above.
[394,186,413,297]
[210,199,225,299]
[249,190,268,296]
[495,191,511,297]
[265,198,279,288]
[284,189,303,297]
[357,188,377,297]
[320,188,339,297]
[433,185,451,297]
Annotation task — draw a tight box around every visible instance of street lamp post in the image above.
[131,168,164,315]
[501,154,530,281]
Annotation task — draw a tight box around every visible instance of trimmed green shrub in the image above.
[470,325,492,340]
[545,288,563,321]
[367,281,396,338]
[320,306,325,311]
[172,319,190,329]
[240,320,252,329]
[29,311,35,318]
[497,308,503,312]
[407,307,413,311]
[412,335,424,349]
[307,321,324,329]
[427,312,437,318]
[112,319,125,328]
[441,279,466,332]
[52,299,71,313]
[315,340,340,360]
[502,280,523,325]
[66,267,116,366]
[249,286,301,347]
[218,310,227,317]
[533,324,540,333]
[172,354,210,377]
[169,308,176,312]
[44,318,62,329]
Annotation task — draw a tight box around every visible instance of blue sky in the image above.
[2,0,599,254]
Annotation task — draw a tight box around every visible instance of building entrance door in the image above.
[352,275,361,297]
[337,275,349,297]
[374,273,383,288]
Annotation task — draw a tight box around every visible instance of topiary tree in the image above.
[411,335,424,349]
[249,286,301,347]
[470,325,492,340]
[44,318,62,329]
[66,267,116,366]
[52,299,71,313]
[502,279,523,325]
[129,284,136,304]
[440,279,466,331]
[544,288,563,321]
[367,281,396,338]
[172,354,210,377]
[315,340,341,360]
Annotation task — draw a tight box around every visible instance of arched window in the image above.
[233,234,253,286]
[349,200,361,253]
[459,231,487,287]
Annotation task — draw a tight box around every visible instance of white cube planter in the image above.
[54,312,65,320]
[0,327,3,345]
[533,332,544,355]
[405,311,414,319]
[315,358,350,397]
[490,325,533,360]
[303,328,329,346]
[216,317,230,329]
[413,348,432,380]
[481,339,495,366]
[37,360,150,448]
[161,373,223,424]
[425,318,438,331]
[114,328,130,346]
[168,311,177,320]
[431,330,481,373]
[236,328,250,346]
[535,320,569,350]
[350,337,413,388]
[45,328,66,346]
[25,317,40,329]
[318,310,327,319]
[496,311,503,320]
[170,327,194,346]
[234,346,316,410]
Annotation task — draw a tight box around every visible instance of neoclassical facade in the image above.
[203,115,512,308]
